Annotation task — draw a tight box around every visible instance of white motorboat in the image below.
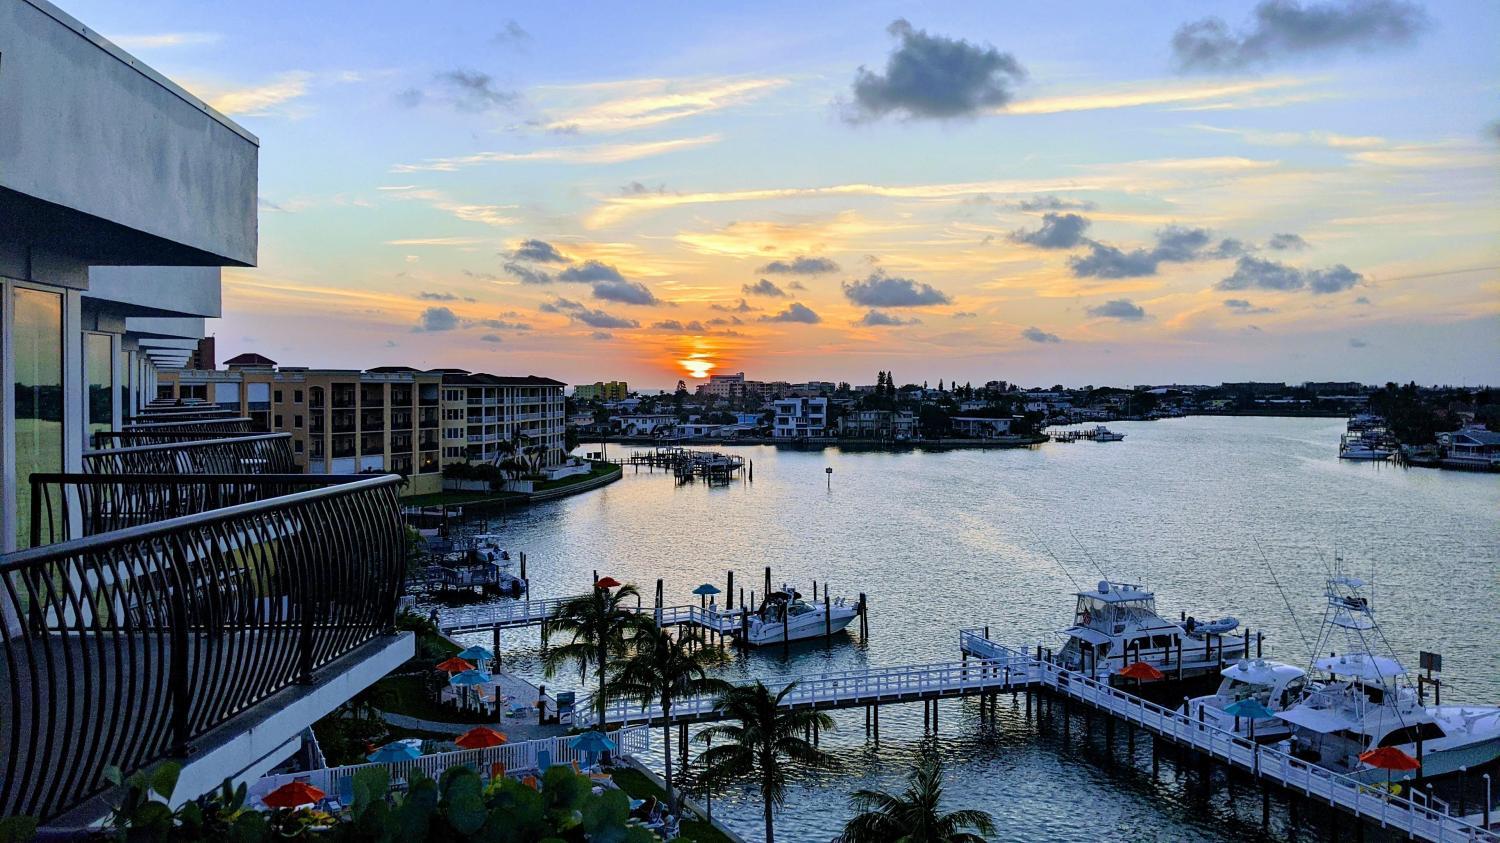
[739,588,857,646]
[1184,659,1307,741]
[467,533,515,567]
[1339,433,1394,461]
[1091,425,1125,442]
[1056,580,1249,681]
[1275,577,1500,784]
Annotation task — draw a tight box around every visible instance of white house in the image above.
[773,396,829,439]
[951,416,1015,438]
[612,413,677,436]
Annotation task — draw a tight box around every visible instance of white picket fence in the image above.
[248,727,650,807]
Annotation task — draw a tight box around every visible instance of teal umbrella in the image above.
[1222,697,1276,739]
[567,730,616,753]
[450,669,492,687]
[368,741,421,763]
[457,645,495,663]
[693,583,721,607]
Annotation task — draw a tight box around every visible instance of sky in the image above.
[74,0,1500,389]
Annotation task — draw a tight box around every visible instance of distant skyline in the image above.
[73,0,1500,388]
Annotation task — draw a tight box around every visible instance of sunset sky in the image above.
[76,0,1499,388]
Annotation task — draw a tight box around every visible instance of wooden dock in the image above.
[617,446,747,484]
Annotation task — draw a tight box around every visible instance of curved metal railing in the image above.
[120,417,253,432]
[123,409,240,425]
[91,428,263,449]
[0,474,406,822]
[27,474,367,546]
[82,434,295,475]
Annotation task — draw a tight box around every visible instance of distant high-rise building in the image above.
[573,380,629,401]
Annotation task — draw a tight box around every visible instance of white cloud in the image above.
[391,135,721,173]
[199,71,313,116]
[535,77,788,133]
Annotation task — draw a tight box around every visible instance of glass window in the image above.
[274,389,283,403]
[13,287,64,549]
[84,332,114,437]
[294,389,304,403]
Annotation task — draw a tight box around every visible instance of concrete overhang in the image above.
[0,0,258,268]
[85,267,222,319]
[126,317,209,341]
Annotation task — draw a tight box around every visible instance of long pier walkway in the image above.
[439,596,744,636]
[567,628,1494,843]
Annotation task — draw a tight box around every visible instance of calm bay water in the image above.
[445,416,1499,842]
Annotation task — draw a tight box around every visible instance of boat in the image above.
[1090,425,1125,442]
[1056,580,1249,683]
[1184,659,1308,741]
[738,588,857,646]
[1339,432,1395,461]
[466,533,514,567]
[1274,576,1500,784]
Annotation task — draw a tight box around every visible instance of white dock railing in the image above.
[440,597,744,635]
[248,727,650,806]
[576,656,1038,728]
[958,633,1497,843]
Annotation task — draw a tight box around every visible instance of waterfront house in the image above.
[951,416,1016,438]
[1439,426,1500,469]
[773,396,830,438]
[0,1,411,826]
[612,413,678,436]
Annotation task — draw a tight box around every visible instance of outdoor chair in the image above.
[536,748,552,773]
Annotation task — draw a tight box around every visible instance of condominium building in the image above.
[697,371,747,399]
[439,372,567,467]
[1,4,410,828]
[159,363,568,493]
[572,380,629,401]
[773,396,830,438]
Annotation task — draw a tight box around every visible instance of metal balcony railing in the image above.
[0,474,406,822]
[90,429,261,449]
[120,417,253,433]
[82,435,297,476]
[27,474,367,546]
[123,409,236,425]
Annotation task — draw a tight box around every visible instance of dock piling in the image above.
[726,571,734,610]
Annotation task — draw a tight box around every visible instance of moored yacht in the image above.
[1057,580,1249,683]
[1275,577,1500,784]
[1339,432,1395,461]
[1184,659,1307,741]
[739,588,857,646]
[1091,425,1125,442]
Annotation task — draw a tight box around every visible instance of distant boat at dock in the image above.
[1056,580,1250,684]
[1184,659,1307,741]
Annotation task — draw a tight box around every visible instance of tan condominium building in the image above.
[572,380,629,401]
[158,356,566,496]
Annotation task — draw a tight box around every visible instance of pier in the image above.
[563,630,1495,843]
[616,446,748,483]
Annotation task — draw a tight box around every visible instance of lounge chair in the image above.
[536,748,552,773]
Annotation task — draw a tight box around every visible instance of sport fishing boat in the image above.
[739,588,857,646]
[1184,659,1307,741]
[1275,576,1500,784]
[1056,580,1248,683]
[1090,425,1125,442]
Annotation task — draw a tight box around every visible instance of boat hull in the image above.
[741,610,856,646]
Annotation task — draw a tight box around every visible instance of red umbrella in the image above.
[594,576,622,589]
[262,781,325,809]
[1118,661,1165,682]
[455,726,509,749]
[436,657,476,673]
[1360,746,1421,789]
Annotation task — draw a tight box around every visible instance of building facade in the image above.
[439,372,567,468]
[773,396,829,438]
[572,380,628,401]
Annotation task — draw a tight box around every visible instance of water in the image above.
[441,416,1500,842]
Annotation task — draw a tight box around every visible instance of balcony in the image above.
[92,426,257,449]
[360,411,384,432]
[360,433,385,456]
[418,408,439,429]
[1,437,410,824]
[390,411,413,431]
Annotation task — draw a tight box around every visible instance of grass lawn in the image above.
[365,674,493,725]
[533,461,621,492]
[608,766,735,843]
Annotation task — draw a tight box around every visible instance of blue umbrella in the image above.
[449,669,493,687]
[693,583,721,607]
[367,741,422,763]
[1222,697,1276,739]
[568,730,617,754]
[457,645,495,663]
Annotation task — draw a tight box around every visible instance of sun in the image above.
[680,355,715,379]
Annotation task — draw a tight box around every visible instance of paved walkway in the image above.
[381,667,567,743]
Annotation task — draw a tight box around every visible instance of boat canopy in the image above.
[1222,659,1305,686]
[1314,653,1405,682]
[1062,626,1114,647]
[1276,706,1349,734]
[1077,580,1154,604]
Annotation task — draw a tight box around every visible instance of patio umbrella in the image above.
[1222,697,1276,739]
[436,656,475,674]
[595,576,622,589]
[1359,746,1421,789]
[693,583,721,607]
[262,781,325,809]
[1118,661,1165,682]
[367,742,422,763]
[449,669,493,687]
[568,730,617,754]
[455,726,508,749]
[457,645,494,664]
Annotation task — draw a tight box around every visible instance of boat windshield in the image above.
[1219,677,1274,706]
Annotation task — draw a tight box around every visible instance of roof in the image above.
[1061,626,1113,646]
[440,372,565,387]
[223,352,276,366]
[1453,428,1500,445]
[1078,581,1154,603]
[1275,705,1347,734]
[1220,659,1306,685]
[366,365,420,373]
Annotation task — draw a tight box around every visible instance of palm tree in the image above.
[612,621,729,808]
[543,583,645,725]
[696,682,837,843]
[839,756,995,843]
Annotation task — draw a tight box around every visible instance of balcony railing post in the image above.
[168,533,194,758]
